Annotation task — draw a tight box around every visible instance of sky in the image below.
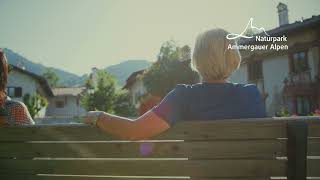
[0,0,320,75]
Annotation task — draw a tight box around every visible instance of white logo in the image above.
[226,18,270,40]
[226,18,288,51]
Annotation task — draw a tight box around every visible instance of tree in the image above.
[143,41,199,97]
[157,40,180,62]
[43,68,60,88]
[180,45,191,62]
[113,90,137,117]
[81,71,117,113]
[81,71,137,117]
[23,93,48,118]
[84,78,94,89]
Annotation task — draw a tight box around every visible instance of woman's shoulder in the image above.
[172,84,194,96]
[175,83,208,90]
[5,99,28,109]
[5,99,31,118]
[175,83,193,90]
[235,83,260,93]
[175,82,257,89]
[173,82,260,97]
[5,99,34,125]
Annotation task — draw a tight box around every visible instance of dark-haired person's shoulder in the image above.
[5,99,35,125]
[6,99,26,108]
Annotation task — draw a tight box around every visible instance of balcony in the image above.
[286,70,312,85]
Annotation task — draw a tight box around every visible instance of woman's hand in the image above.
[84,111,104,127]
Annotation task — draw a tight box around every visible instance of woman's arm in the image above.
[85,110,170,140]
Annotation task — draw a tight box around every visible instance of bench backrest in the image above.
[0,117,319,180]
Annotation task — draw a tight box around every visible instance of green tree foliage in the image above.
[157,40,181,61]
[84,78,94,89]
[81,71,136,116]
[43,68,60,88]
[23,94,48,118]
[143,40,199,97]
[81,71,116,113]
[113,90,137,117]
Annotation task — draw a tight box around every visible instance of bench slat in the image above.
[1,118,319,141]
[0,140,286,159]
[0,175,188,180]
[307,159,320,176]
[1,138,317,159]
[1,119,319,141]
[2,138,318,158]
[309,138,320,156]
[0,159,286,177]
[0,174,271,180]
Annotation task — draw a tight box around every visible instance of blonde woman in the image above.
[85,28,266,140]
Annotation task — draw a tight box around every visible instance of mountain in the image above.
[3,48,83,87]
[105,60,152,86]
[3,48,152,87]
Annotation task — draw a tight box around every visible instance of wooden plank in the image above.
[0,120,286,141]
[309,138,320,156]
[307,159,320,176]
[1,138,318,159]
[0,174,189,180]
[1,118,319,141]
[287,121,308,180]
[0,174,271,180]
[0,140,285,159]
[0,159,286,177]
[309,120,320,137]
[1,117,319,142]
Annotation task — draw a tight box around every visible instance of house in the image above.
[123,70,147,108]
[229,3,320,116]
[46,87,87,117]
[7,65,54,117]
[123,59,198,115]
[123,69,160,115]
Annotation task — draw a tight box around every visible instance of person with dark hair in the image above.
[0,49,34,126]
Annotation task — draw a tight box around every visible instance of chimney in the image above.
[277,2,289,26]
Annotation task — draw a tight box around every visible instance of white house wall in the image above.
[229,55,290,116]
[263,55,289,116]
[8,71,38,101]
[46,96,86,117]
[228,65,247,84]
[8,70,48,118]
[309,47,319,81]
[131,80,147,107]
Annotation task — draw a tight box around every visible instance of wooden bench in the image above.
[0,117,319,180]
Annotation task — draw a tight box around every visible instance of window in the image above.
[248,60,263,81]
[7,87,23,98]
[296,96,311,116]
[291,51,308,73]
[55,101,65,108]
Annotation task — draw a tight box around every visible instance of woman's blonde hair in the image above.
[192,28,241,81]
